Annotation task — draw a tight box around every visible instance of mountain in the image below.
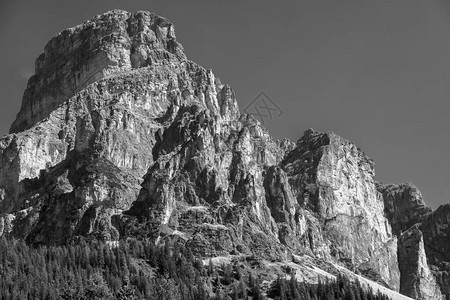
[0,9,448,299]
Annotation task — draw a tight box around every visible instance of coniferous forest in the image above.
[0,237,391,300]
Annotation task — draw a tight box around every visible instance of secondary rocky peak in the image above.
[293,130,374,169]
[377,182,432,235]
[289,131,398,285]
[10,9,186,134]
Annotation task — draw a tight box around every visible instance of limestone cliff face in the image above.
[1,9,449,299]
[0,9,236,244]
[281,130,399,289]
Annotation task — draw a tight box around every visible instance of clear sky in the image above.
[1,0,450,209]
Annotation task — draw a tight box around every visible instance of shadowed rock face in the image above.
[377,183,432,235]
[0,9,449,299]
[421,204,450,299]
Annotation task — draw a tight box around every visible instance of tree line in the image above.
[269,273,391,300]
[0,237,391,299]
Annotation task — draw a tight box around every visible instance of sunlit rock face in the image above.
[2,9,450,299]
[10,10,186,134]
[0,9,237,245]
[281,130,400,290]
[122,111,289,260]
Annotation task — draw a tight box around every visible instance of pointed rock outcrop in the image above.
[398,225,443,300]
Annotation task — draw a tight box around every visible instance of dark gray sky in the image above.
[1,0,450,209]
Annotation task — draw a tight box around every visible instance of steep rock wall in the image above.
[281,129,400,290]
[0,10,237,246]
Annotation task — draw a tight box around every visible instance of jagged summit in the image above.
[10,9,186,134]
[1,10,449,300]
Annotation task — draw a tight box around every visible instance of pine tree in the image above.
[289,276,301,299]
[208,258,214,276]
[223,263,233,285]
[84,272,114,300]
[251,276,262,300]
[239,277,248,299]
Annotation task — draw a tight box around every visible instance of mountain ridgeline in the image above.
[0,10,449,300]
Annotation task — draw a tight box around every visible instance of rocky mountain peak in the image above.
[10,9,186,134]
[1,9,449,300]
